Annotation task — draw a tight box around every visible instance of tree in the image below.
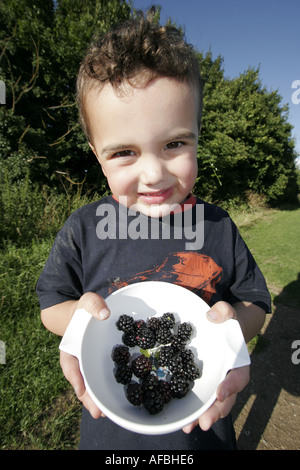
[0,2,298,204]
[196,60,298,204]
[0,0,54,181]
[0,0,131,190]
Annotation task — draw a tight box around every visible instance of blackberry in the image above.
[143,389,165,415]
[171,334,187,351]
[112,345,130,364]
[134,319,146,330]
[113,312,201,414]
[141,373,158,391]
[122,331,137,347]
[156,326,173,345]
[147,317,161,334]
[114,364,132,384]
[135,327,156,349]
[126,383,143,406]
[160,312,175,329]
[157,380,172,404]
[180,348,195,365]
[131,355,152,378]
[183,361,201,381]
[177,322,193,341]
[116,314,135,333]
[169,372,190,398]
[158,345,174,367]
[167,355,183,373]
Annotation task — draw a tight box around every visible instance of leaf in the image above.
[140,348,151,358]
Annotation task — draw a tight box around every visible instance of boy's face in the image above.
[87,76,199,217]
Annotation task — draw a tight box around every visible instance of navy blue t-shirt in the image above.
[36,195,271,312]
[36,195,271,450]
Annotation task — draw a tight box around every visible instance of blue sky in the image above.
[132,0,300,160]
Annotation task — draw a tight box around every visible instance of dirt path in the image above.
[232,299,300,450]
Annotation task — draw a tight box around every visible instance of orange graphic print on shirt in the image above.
[109,251,223,303]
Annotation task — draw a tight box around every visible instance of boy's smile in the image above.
[87,76,199,217]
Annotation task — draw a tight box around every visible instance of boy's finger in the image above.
[60,350,104,418]
[182,419,198,434]
[198,393,237,431]
[78,291,110,320]
[77,389,104,419]
[60,350,85,397]
[183,366,250,432]
[217,366,250,402]
[206,301,237,323]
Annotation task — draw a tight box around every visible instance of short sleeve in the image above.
[36,213,83,309]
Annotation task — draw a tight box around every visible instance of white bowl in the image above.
[60,281,250,435]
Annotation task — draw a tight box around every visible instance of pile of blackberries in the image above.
[112,312,201,415]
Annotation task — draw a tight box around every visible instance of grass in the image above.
[0,193,299,449]
[233,206,300,308]
[0,240,82,449]
[231,205,300,354]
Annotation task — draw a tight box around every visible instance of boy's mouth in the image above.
[138,187,173,204]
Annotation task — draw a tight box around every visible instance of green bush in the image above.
[0,169,102,247]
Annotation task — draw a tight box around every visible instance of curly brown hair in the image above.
[77,14,203,141]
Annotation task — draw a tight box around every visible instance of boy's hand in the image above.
[76,291,110,321]
[60,350,104,418]
[60,292,110,419]
[182,301,250,434]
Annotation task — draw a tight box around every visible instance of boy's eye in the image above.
[165,141,185,150]
[112,150,135,158]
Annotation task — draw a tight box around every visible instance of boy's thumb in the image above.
[206,309,219,322]
[206,301,236,324]
[77,291,110,320]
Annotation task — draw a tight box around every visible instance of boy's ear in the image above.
[89,143,107,177]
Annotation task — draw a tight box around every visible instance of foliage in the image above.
[196,54,298,204]
[0,0,299,206]
[0,168,102,248]
[0,0,131,190]
[1,2,299,450]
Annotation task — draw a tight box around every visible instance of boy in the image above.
[36,15,271,450]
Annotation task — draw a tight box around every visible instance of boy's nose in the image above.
[139,154,167,186]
